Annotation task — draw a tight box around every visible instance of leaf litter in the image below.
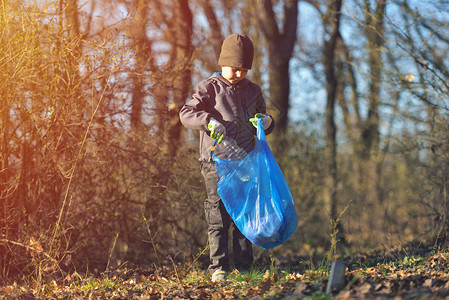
[2,244,449,299]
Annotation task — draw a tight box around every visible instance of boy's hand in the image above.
[250,113,272,130]
[208,117,226,143]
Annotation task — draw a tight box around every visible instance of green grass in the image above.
[80,276,120,291]
[227,267,266,284]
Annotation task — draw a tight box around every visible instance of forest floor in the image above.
[1,242,449,299]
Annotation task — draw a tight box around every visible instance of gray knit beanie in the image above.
[218,34,254,69]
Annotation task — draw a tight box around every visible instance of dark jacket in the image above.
[180,73,274,161]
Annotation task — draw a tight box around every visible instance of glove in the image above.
[208,117,226,143]
[249,113,272,130]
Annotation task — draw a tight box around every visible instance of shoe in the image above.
[211,270,226,282]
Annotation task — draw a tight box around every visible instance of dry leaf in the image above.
[27,237,43,257]
[259,270,271,293]
[197,290,209,298]
[245,288,258,297]
[272,271,278,283]
[212,292,225,300]
[423,278,433,288]
[356,282,372,294]
[337,290,353,299]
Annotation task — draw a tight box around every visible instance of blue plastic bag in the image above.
[213,118,298,249]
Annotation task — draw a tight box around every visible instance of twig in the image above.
[143,217,162,270]
[183,245,210,276]
[0,238,57,263]
[328,202,350,262]
[50,61,113,249]
[106,232,119,271]
[167,255,180,284]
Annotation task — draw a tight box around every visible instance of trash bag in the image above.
[213,118,298,249]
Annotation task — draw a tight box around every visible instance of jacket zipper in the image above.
[242,98,249,121]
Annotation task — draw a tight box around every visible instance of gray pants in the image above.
[201,161,253,273]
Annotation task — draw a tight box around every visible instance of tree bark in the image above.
[322,0,343,222]
[257,0,298,141]
[361,0,386,159]
[65,0,82,86]
[169,0,193,147]
[201,0,223,62]
[131,0,152,132]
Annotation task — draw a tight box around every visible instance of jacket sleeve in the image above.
[179,80,213,132]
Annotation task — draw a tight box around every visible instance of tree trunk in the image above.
[257,0,298,144]
[361,0,386,159]
[130,0,152,132]
[65,0,82,87]
[201,0,223,62]
[323,0,343,223]
[168,0,193,148]
[358,0,386,237]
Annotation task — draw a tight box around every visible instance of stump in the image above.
[326,260,346,295]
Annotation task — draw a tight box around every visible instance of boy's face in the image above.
[221,66,248,84]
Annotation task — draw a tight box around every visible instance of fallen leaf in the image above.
[259,270,271,293]
[423,278,433,288]
[197,290,209,298]
[293,283,307,295]
[337,290,353,299]
[3,286,14,292]
[356,282,372,294]
[212,292,224,300]
[245,288,258,297]
[272,271,278,283]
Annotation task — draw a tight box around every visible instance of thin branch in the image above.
[0,238,58,263]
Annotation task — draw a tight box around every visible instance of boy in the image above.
[179,33,274,282]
